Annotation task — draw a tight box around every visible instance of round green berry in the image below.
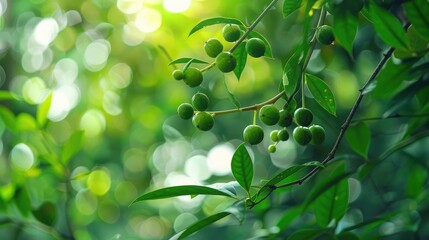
[204,38,223,58]
[243,125,264,145]
[270,130,279,142]
[183,67,203,87]
[192,93,210,111]
[268,144,276,153]
[222,24,241,42]
[278,110,293,127]
[216,52,237,73]
[294,108,313,127]
[177,103,194,120]
[293,126,312,146]
[259,105,280,126]
[310,125,325,145]
[192,112,214,131]
[246,38,266,58]
[278,129,289,141]
[172,69,183,80]
[316,25,335,45]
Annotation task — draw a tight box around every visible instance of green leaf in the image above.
[231,143,253,193]
[226,200,246,223]
[223,78,241,109]
[172,212,231,240]
[188,17,244,37]
[404,0,429,41]
[132,185,235,204]
[262,161,324,188]
[36,92,52,128]
[32,202,57,226]
[395,26,429,59]
[0,106,16,132]
[369,2,409,49]
[283,48,303,96]
[345,122,370,159]
[314,165,349,227]
[15,187,31,217]
[0,91,18,101]
[306,74,336,116]
[61,130,84,164]
[337,232,360,240]
[247,30,274,58]
[371,59,412,98]
[169,58,209,66]
[16,113,37,132]
[287,228,329,240]
[276,206,302,230]
[283,0,302,18]
[232,42,247,80]
[333,11,358,56]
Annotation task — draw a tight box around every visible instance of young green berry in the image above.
[192,93,210,111]
[293,126,312,146]
[204,38,223,58]
[294,108,313,127]
[278,129,289,141]
[177,103,194,120]
[316,25,335,45]
[259,105,280,126]
[216,52,237,73]
[310,125,325,145]
[268,144,276,153]
[270,130,279,142]
[192,112,214,131]
[243,125,264,145]
[246,38,266,58]
[278,110,293,127]
[183,67,203,87]
[172,69,184,80]
[222,24,241,42]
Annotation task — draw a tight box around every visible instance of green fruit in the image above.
[294,108,313,127]
[216,52,237,73]
[183,67,203,87]
[327,0,364,15]
[204,38,223,58]
[316,25,335,45]
[246,38,266,58]
[177,103,194,120]
[293,126,312,146]
[268,144,276,153]
[270,130,279,142]
[278,129,289,141]
[172,69,183,80]
[278,110,293,127]
[222,24,241,42]
[259,105,280,126]
[243,125,264,145]
[310,125,325,145]
[192,93,210,111]
[192,112,214,131]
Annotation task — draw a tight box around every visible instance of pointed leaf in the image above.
[16,113,37,131]
[61,130,84,164]
[172,212,231,240]
[132,185,235,204]
[169,58,209,65]
[232,42,247,80]
[15,187,31,217]
[37,92,52,127]
[262,161,324,188]
[226,200,246,223]
[283,48,303,96]
[283,0,302,18]
[345,122,370,159]
[247,30,274,58]
[32,202,57,226]
[0,106,16,132]
[0,91,18,101]
[371,59,412,98]
[223,78,241,109]
[369,2,409,49]
[231,143,253,193]
[404,0,429,41]
[189,17,244,36]
[306,74,336,116]
[333,11,358,56]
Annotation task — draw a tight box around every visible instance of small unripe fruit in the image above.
[278,110,293,127]
[192,93,210,111]
[259,105,280,126]
[310,125,325,145]
[243,125,264,145]
[177,103,194,120]
[183,67,203,87]
[270,130,279,142]
[216,52,237,73]
[278,129,289,141]
[222,24,241,42]
[293,126,312,146]
[192,112,214,131]
[294,108,313,127]
[317,25,335,45]
[172,69,184,80]
[204,38,223,58]
[268,144,276,153]
[246,38,266,58]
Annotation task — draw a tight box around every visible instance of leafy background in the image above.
[0,0,428,239]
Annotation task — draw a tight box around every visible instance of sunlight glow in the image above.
[33,18,59,49]
[207,143,234,176]
[10,143,34,171]
[117,0,144,14]
[163,0,191,13]
[135,8,162,33]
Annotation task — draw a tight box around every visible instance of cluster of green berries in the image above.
[242,100,326,152]
[177,93,214,131]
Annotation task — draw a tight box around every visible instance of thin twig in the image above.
[351,113,429,123]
